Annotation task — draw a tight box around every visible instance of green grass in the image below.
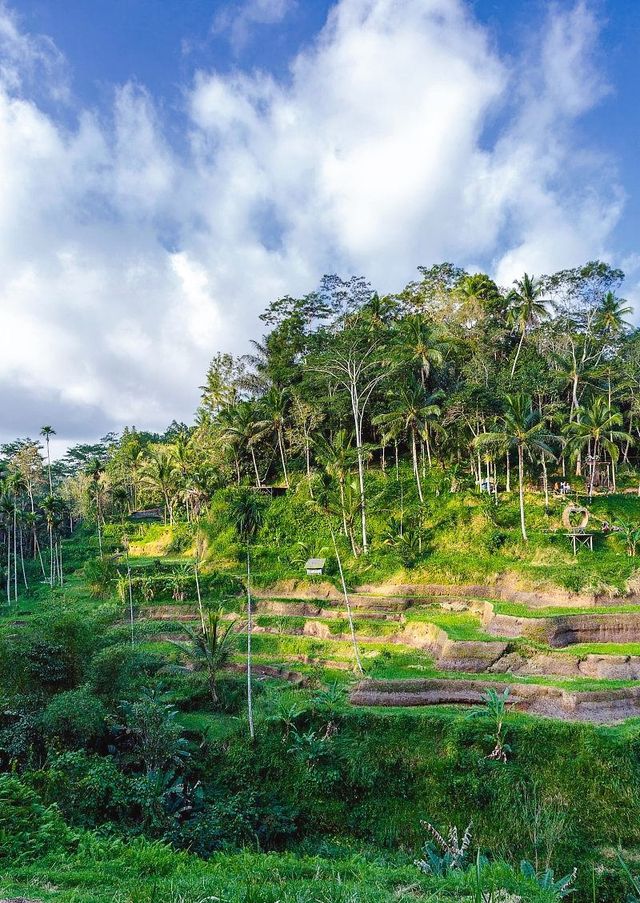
[561,642,640,657]
[0,843,557,903]
[493,600,640,618]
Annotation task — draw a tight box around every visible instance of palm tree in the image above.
[314,430,359,544]
[40,426,56,493]
[564,396,632,495]
[41,494,64,586]
[170,608,236,705]
[596,291,632,340]
[217,401,262,487]
[507,274,550,378]
[374,382,442,503]
[141,448,178,524]
[476,394,556,541]
[86,458,106,554]
[253,387,290,488]
[455,273,504,325]
[396,315,444,387]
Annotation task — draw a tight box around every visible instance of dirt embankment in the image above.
[350,678,640,724]
[482,603,640,648]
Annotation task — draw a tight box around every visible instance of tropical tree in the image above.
[310,322,391,554]
[40,425,56,493]
[507,274,550,378]
[253,387,291,488]
[374,382,442,503]
[314,430,359,545]
[564,396,632,494]
[171,608,236,705]
[141,448,178,524]
[396,314,444,387]
[476,394,556,541]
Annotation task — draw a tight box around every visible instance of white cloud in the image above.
[212,0,296,53]
[0,0,631,445]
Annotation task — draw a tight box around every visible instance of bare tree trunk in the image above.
[411,431,424,503]
[518,444,527,541]
[246,547,255,740]
[277,429,290,488]
[510,328,526,378]
[330,524,363,674]
[541,455,549,508]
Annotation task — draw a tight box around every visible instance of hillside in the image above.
[5,262,640,900]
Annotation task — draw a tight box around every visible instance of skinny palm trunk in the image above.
[411,431,424,503]
[250,446,261,487]
[6,526,11,605]
[541,455,549,508]
[13,506,18,602]
[510,328,526,378]
[278,429,289,488]
[19,527,28,590]
[330,524,363,674]
[517,444,527,541]
[246,547,255,740]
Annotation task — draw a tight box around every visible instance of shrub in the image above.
[0,773,75,860]
[84,555,119,597]
[41,686,107,748]
[89,644,162,701]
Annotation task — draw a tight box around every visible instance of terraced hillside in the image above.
[122,530,640,725]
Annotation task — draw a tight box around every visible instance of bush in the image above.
[84,555,119,597]
[0,773,76,860]
[31,750,134,828]
[41,686,107,748]
[89,644,162,701]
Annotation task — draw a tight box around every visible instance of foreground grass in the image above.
[0,838,560,903]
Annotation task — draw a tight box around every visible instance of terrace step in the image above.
[482,604,640,647]
[350,677,640,723]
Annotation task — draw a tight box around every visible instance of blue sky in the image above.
[14,0,640,254]
[1,0,639,448]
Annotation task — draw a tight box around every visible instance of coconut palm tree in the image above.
[476,394,557,541]
[596,291,632,340]
[314,430,359,545]
[141,448,178,525]
[396,315,444,387]
[253,387,291,488]
[170,608,236,705]
[563,396,632,495]
[40,425,56,493]
[86,457,106,554]
[374,382,442,503]
[507,274,550,378]
[217,401,262,487]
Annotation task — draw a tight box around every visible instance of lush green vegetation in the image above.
[6,260,640,900]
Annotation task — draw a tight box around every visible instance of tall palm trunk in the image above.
[12,506,18,602]
[277,428,289,488]
[589,441,599,497]
[246,547,255,741]
[541,454,549,508]
[411,430,424,503]
[510,328,526,378]
[517,443,527,542]
[330,524,363,674]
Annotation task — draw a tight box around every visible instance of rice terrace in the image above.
[3,1,640,901]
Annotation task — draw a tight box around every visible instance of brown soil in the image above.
[350,677,640,723]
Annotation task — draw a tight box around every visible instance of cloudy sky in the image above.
[1,0,639,452]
